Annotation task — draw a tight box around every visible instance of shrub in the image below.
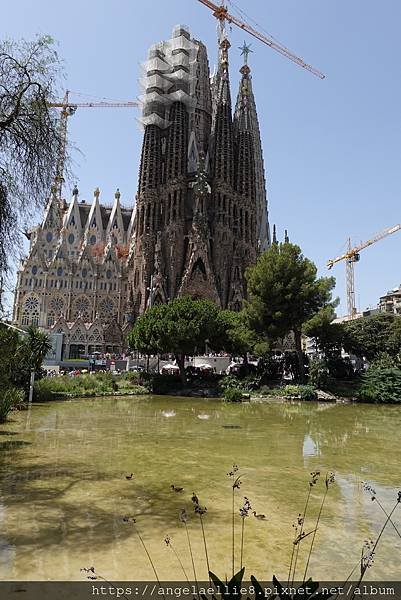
[282,384,317,400]
[223,387,243,402]
[241,375,261,392]
[218,374,241,393]
[309,359,331,389]
[359,367,401,403]
[282,384,300,397]
[299,384,318,400]
[148,374,182,395]
[369,352,399,370]
[0,388,24,422]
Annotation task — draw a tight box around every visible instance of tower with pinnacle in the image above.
[130,25,270,316]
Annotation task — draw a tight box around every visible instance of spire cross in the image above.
[239,41,253,65]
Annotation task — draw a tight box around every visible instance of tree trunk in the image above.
[175,354,186,385]
[294,329,305,382]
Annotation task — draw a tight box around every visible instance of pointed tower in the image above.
[209,36,236,307]
[234,42,270,252]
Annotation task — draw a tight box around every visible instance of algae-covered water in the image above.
[0,396,400,581]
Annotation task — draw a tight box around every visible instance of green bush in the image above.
[241,375,261,391]
[282,384,300,397]
[282,384,317,400]
[299,384,318,400]
[0,388,24,422]
[218,374,241,393]
[359,367,401,403]
[223,387,243,402]
[309,359,331,389]
[369,352,400,370]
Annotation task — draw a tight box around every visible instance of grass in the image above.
[34,372,148,400]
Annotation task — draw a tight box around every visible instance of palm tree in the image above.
[25,326,52,371]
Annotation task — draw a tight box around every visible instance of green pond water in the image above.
[0,396,400,581]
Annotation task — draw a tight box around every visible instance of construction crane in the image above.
[197,0,325,79]
[48,90,138,198]
[327,224,401,319]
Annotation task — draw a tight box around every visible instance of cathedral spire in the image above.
[233,45,270,252]
[233,46,255,204]
[211,36,234,186]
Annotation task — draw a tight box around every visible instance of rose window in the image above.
[24,297,39,311]
[99,298,114,315]
[75,297,90,314]
[50,297,64,313]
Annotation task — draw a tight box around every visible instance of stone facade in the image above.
[12,186,133,358]
[12,25,270,358]
[130,26,270,316]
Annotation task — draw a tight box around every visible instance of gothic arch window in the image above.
[22,295,40,326]
[99,297,114,320]
[72,295,91,321]
[49,296,64,316]
[71,327,86,342]
[88,328,103,343]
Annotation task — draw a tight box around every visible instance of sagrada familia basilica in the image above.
[12,25,270,359]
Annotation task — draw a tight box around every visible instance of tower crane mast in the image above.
[197,0,325,78]
[47,90,138,199]
[327,224,401,319]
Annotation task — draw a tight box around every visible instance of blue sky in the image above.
[4,0,401,316]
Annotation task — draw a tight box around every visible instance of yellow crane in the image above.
[197,0,325,78]
[327,224,401,319]
[48,90,138,198]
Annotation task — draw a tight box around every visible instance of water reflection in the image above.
[0,396,400,580]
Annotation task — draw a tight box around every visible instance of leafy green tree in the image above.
[303,305,344,358]
[218,310,258,362]
[129,297,223,382]
[128,303,167,357]
[12,326,52,395]
[0,323,19,389]
[0,36,64,274]
[245,242,336,380]
[343,313,401,361]
[0,324,51,397]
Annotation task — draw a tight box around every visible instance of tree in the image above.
[129,297,224,382]
[0,36,64,274]
[0,323,19,389]
[128,303,167,357]
[218,310,258,363]
[245,242,336,381]
[303,305,344,358]
[0,324,51,397]
[12,326,52,395]
[343,313,401,361]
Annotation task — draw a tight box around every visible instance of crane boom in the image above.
[48,101,138,108]
[197,0,325,78]
[327,224,401,270]
[327,224,401,319]
[48,91,138,199]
